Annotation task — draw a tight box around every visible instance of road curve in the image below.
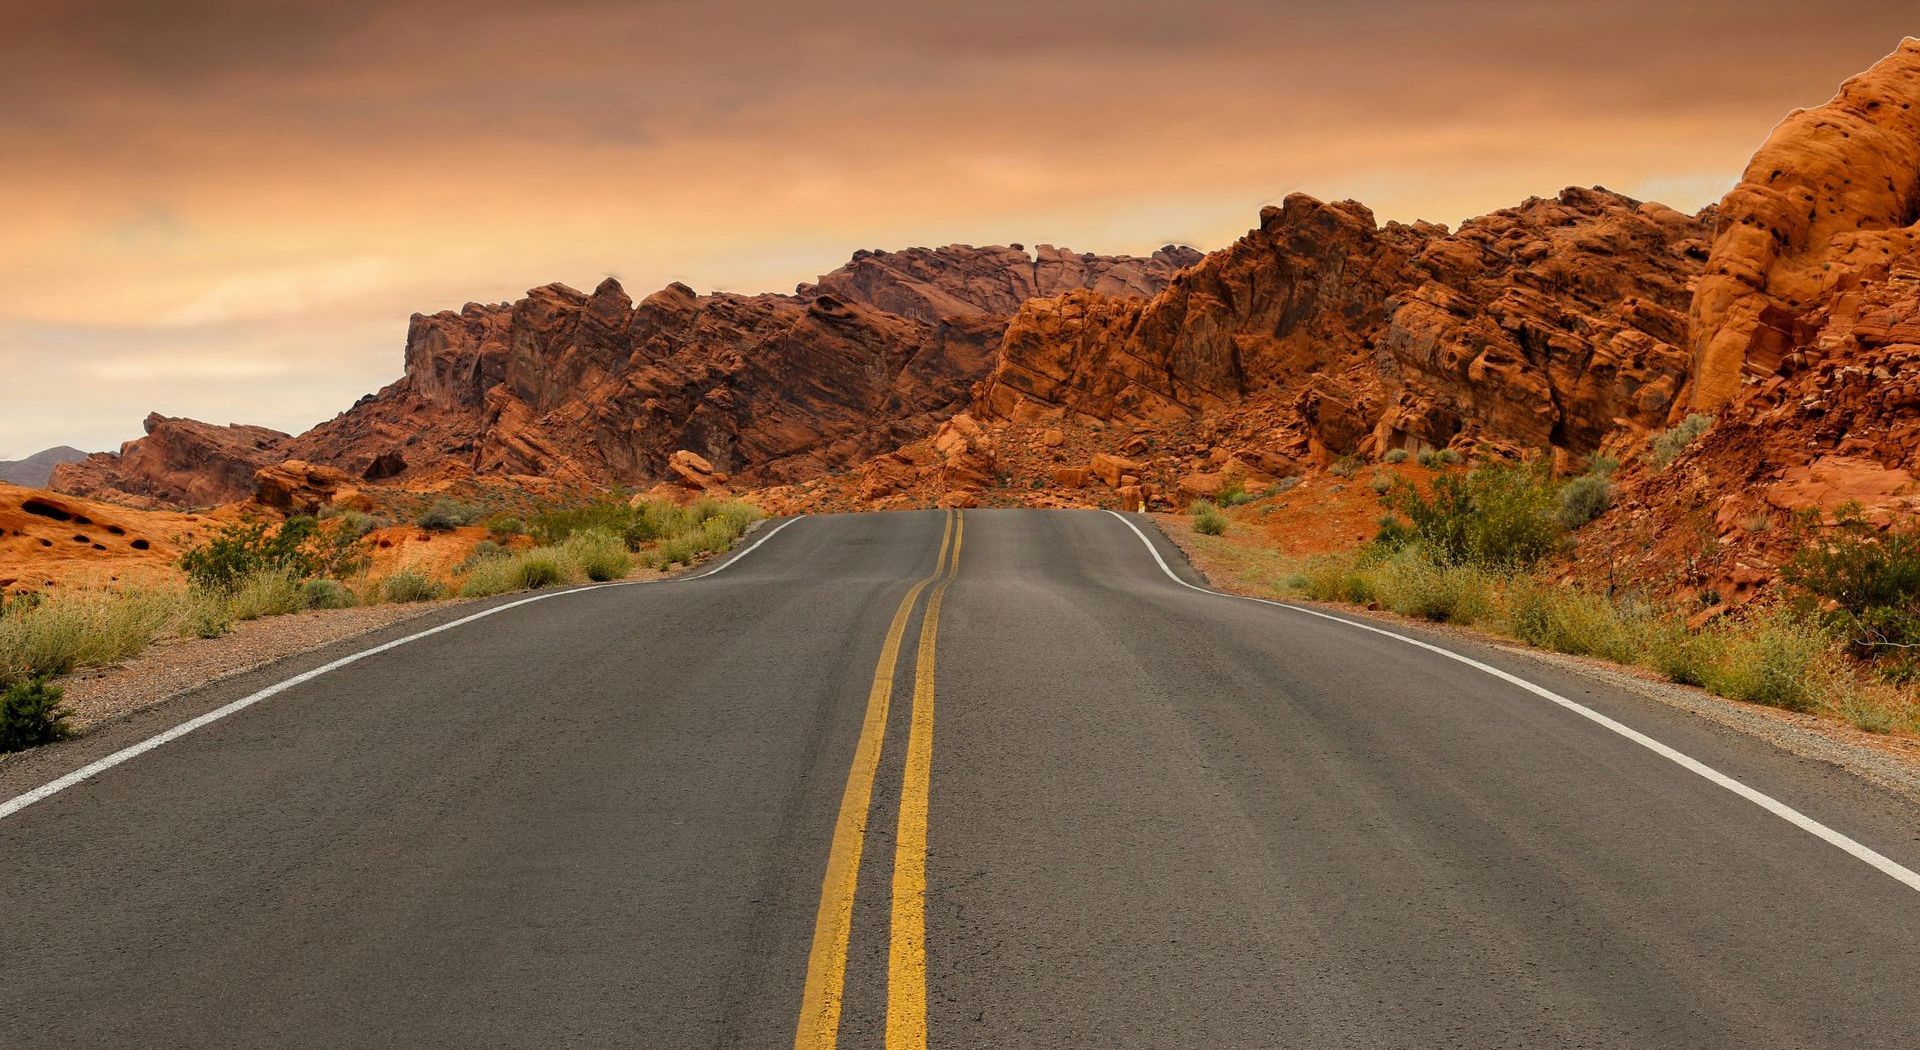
[2,509,1918,1048]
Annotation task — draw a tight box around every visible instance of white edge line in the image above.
[1103,509,1920,895]
[0,515,803,822]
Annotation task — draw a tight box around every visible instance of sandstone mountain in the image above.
[0,446,87,488]
[48,38,1920,562]
[54,244,1198,507]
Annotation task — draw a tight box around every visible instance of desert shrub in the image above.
[0,678,71,752]
[1378,556,1495,625]
[1191,500,1228,536]
[482,515,526,540]
[1701,611,1827,712]
[1384,464,1561,571]
[0,587,180,683]
[1639,620,1716,686]
[1436,449,1462,465]
[1296,557,1377,605]
[512,551,572,589]
[1782,515,1920,673]
[181,592,232,639]
[330,510,381,541]
[1556,456,1617,529]
[1217,477,1253,507]
[223,571,306,622]
[563,528,632,582]
[300,578,357,610]
[1503,580,1637,662]
[381,570,445,603]
[181,517,320,589]
[1649,413,1713,469]
[1383,449,1410,464]
[1329,457,1360,479]
[415,499,480,532]
[1369,471,1394,495]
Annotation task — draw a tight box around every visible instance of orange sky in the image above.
[3,1,1916,457]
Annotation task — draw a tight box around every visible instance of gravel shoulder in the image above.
[1155,515,1920,807]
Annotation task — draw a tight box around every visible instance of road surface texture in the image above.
[3,509,1918,1048]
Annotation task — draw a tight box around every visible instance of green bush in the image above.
[416,499,480,532]
[0,678,71,753]
[1297,558,1376,605]
[1639,621,1715,686]
[1217,477,1253,508]
[1556,473,1612,528]
[301,578,357,610]
[381,570,445,603]
[1379,556,1494,625]
[1783,515,1920,671]
[1329,457,1360,479]
[1384,464,1561,571]
[1701,611,1827,712]
[1503,580,1637,662]
[223,571,306,622]
[1191,500,1228,536]
[1369,471,1394,495]
[483,515,527,540]
[181,517,318,589]
[0,588,179,683]
[563,529,632,582]
[511,552,572,589]
[1650,413,1713,469]
[1383,449,1410,464]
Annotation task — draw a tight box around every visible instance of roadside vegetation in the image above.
[1183,451,1920,739]
[0,494,763,752]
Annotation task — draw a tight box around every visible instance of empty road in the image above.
[3,509,1918,1048]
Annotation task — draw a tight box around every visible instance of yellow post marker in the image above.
[793,512,953,1050]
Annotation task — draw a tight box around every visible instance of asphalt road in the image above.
[3,509,1918,1048]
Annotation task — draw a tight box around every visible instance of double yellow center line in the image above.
[794,510,963,1050]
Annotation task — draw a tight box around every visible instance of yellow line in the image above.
[794,511,953,1050]
[887,511,962,1048]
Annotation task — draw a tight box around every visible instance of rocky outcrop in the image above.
[1573,245,1920,604]
[1689,38,1920,410]
[1375,188,1707,455]
[979,196,1432,424]
[52,414,290,508]
[978,188,1709,462]
[62,244,1193,507]
[798,244,1202,324]
[252,460,372,515]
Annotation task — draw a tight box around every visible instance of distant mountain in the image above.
[0,446,88,488]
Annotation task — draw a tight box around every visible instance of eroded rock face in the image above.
[978,188,1708,461]
[51,414,290,508]
[1376,188,1707,454]
[63,245,1192,507]
[798,244,1202,325]
[980,195,1432,424]
[1689,38,1920,410]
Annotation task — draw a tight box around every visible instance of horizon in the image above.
[3,2,1916,459]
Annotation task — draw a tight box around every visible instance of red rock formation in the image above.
[1573,247,1920,604]
[979,188,1709,462]
[798,244,1201,324]
[1689,38,1920,410]
[979,195,1431,424]
[62,245,1192,508]
[1375,188,1707,455]
[51,414,290,509]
